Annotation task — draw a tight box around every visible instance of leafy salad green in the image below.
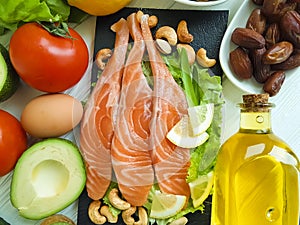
[164,49,223,180]
[0,0,70,31]
[98,48,224,225]
[0,0,89,34]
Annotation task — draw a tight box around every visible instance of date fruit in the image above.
[252,0,264,5]
[263,41,293,64]
[271,51,300,70]
[229,0,300,96]
[280,10,300,48]
[265,23,281,49]
[263,70,286,96]
[230,47,253,79]
[262,0,287,22]
[249,48,271,83]
[231,27,265,49]
[246,8,267,35]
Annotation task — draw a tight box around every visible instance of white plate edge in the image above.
[174,0,228,7]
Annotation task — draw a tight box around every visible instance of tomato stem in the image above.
[37,21,75,39]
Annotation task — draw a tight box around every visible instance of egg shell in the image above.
[21,93,83,138]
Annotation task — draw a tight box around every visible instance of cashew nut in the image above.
[100,205,118,223]
[134,207,148,225]
[148,15,159,28]
[88,200,107,225]
[108,188,131,210]
[121,206,148,225]
[155,26,178,46]
[122,206,137,225]
[136,10,158,28]
[155,39,172,55]
[196,48,216,68]
[177,43,196,65]
[169,217,188,225]
[95,48,112,70]
[177,20,194,43]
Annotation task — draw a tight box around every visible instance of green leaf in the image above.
[0,0,70,30]
[179,48,199,107]
[187,66,224,182]
[145,48,224,225]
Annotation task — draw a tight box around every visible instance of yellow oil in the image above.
[211,112,300,225]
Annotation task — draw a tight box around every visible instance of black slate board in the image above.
[78,188,212,225]
[78,8,228,225]
[93,8,229,76]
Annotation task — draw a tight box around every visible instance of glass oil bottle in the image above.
[211,94,300,225]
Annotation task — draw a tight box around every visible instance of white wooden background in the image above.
[1,0,300,224]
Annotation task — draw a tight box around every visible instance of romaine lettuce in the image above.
[147,49,224,224]
[0,0,70,30]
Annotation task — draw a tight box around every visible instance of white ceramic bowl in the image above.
[219,0,300,94]
[174,0,228,7]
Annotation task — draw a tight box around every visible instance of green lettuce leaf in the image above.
[187,64,224,181]
[163,50,224,181]
[146,50,224,224]
[0,0,70,30]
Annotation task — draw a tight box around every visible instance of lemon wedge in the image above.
[189,171,214,208]
[150,191,187,219]
[166,115,209,148]
[188,103,214,136]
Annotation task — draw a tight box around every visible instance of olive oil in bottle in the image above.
[211,94,300,225]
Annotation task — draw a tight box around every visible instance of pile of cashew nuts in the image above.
[95,10,216,71]
[88,188,188,225]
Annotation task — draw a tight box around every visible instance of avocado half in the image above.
[10,138,86,220]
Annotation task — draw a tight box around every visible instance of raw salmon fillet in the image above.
[80,18,129,200]
[141,15,191,198]
[111,13,154,206]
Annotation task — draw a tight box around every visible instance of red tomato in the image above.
[9,22,89,93]
[0,109,27,176]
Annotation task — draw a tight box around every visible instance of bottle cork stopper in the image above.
[242,94,269,104]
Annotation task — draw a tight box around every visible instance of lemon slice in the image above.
[150,191,187,219]
[189,171,214,208]
[188,103,214,136]
[166,115,209,148]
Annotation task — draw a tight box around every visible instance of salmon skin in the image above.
[80,18,130,200]
[111,13,154,206]
[141,15,191,199]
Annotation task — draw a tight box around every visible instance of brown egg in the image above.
[21,93,83,138]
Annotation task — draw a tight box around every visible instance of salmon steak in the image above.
[79,18,129,200]
[141,15,191,199]
[111,13,154,206]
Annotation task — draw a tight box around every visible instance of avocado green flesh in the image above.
[0,43,19,102]
[32,159,69,198]
[0,53,8,90]
[10,138,86,220]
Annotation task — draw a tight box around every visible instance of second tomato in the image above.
[0,109,27,176]
[9,22,89,93]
